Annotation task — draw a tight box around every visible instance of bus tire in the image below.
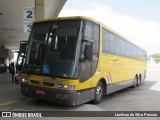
[92,81,103,104]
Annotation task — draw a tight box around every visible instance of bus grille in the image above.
[30,80,40,85]
[43,82,55,87]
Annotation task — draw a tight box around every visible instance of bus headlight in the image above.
[21,79,28,83]
[58,84,76,90]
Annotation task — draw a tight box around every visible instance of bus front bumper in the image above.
[21,83,78,106]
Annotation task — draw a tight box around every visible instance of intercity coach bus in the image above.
[20,16,147,106]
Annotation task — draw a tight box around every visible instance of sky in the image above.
[59,0,160,55]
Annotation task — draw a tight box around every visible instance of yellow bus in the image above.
[20,16,147,106]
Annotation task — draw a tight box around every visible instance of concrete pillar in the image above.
[0,46,12,67]
[35,0,67,20]
[35,0,44,20]
[0,46,13,59]
[4,59,9,66]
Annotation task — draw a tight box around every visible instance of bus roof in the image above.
[34,16,146,52]
[34,16,100,24]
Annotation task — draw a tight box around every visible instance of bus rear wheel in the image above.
[92,81,103,104]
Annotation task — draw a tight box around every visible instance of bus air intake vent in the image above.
[43,82,55,87]
[30,80,40,85]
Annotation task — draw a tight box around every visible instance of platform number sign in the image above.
[26,10,33,18]
[24,7,35,19]
[27,24,32,32]
[24,21,33,33]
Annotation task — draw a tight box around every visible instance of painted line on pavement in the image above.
[0,100,17,106]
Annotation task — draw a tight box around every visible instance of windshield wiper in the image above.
[51,74,71,79]
[22,64,36,74]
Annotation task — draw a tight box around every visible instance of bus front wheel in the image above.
[92,81,103,104]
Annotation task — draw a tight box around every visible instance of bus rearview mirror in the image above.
[84,45,92,61]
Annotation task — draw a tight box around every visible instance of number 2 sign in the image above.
[24,7,35,19]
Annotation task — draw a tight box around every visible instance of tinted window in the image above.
[116,37,125,56]
[102,28,145,61]
[93,24,99,55]
[102,29,116,54]
[84,21,99,56]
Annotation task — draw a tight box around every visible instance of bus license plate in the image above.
[36,90,45,95]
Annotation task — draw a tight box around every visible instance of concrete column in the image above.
[0,46,13,59]
[4,58,9,66]
[35,0,44,20]
[35,0,67,20]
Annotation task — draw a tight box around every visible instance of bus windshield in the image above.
[23,20,82,78]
